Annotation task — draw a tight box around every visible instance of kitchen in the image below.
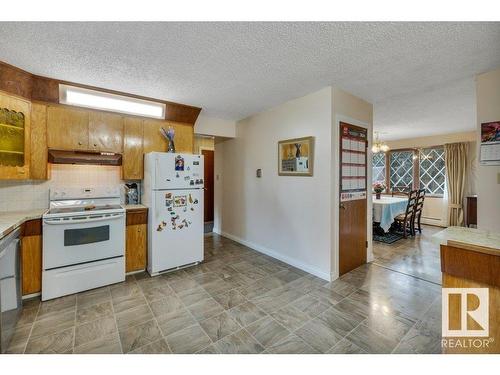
[0,59,208,352]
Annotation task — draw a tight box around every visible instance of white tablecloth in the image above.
[372,196,408,232]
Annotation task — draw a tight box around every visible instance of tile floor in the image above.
[5,231,443,354]
[372,224,442,284]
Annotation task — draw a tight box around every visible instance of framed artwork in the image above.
[278,136,314,176]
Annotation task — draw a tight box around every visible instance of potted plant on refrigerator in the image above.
[373,182,385,199]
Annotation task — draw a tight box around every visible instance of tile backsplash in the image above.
[0,164,124,212]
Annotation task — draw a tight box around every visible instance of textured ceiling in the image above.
[374,77,476,141]
[0,22,499,125]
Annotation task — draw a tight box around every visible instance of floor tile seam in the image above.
[22,300,42,354]
[108,283,125,354]
[325,319,366,353]
[244,313,295,350]
[370,262,441,286]
[134,281,173,354]
[163,278,214,353]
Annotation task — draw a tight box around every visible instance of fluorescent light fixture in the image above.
[59,84,165,119]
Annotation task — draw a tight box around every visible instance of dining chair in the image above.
[391,186,410,197]
[413,189,426,234]
[393,190,418,238]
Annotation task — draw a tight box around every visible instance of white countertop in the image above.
[0,209,47,239]
[432,226,500,253]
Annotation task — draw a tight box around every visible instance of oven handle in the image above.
[43,213,124,225]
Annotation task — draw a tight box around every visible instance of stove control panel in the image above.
[50,186,121,201]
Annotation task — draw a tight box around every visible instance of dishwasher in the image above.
[0,228,22,354]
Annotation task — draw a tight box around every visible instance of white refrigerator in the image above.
[143,152,204,276]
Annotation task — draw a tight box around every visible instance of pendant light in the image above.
[372,132,390,153]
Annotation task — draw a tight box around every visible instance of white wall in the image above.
[194,115,236,138]
[219,87,333,280]
[476,67,500,231]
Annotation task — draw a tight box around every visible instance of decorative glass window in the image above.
[419,147,445,196]
[390,151,414,191]
[372,153,386,184]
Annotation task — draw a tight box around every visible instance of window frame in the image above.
[380,145,446,198]
[418,146,446,197]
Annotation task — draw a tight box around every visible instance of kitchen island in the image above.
[433,226,500,354]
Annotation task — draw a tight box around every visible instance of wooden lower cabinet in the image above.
[126,208,148,273]
[21,219,42,296]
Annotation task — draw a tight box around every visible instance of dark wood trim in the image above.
[0,60,202,125]
[21,219,42,237]
[126,209,148,226]
[0,60,33,99]
[441,244,500,288]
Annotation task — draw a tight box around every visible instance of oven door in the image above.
[43,213,125,270]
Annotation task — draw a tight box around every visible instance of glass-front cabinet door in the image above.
[0,91,30,179]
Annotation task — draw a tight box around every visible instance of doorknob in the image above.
[340,203,346,210]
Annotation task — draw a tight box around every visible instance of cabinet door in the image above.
[89,112,124,153]
[143,119,167,154]
[123,117,144,180]
[0,92,31,179]
[47,106,89,150]
[21,219,42,296]
[169,122,194,153]
[30,103,48,180]
[143,119,193,154]
[126,223,147,272]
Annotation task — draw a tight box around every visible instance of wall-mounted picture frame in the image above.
[278,136,314,176]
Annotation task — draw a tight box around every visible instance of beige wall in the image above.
[476,67,500,231]
[218,87,334,280]
[385,131,476,149]
[331,88,374,276]
[215,86,372,281]
[194,115,236,138]
[385,131,478,227]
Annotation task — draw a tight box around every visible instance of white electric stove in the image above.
[42,187,125,301]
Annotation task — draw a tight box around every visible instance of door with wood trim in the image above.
[339,122,368,275]
[201,149,214,223]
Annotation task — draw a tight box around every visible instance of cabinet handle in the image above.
[94,143,97,147]
[78,142,82,146]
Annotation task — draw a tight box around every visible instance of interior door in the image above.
[201,149,214,223]
[339,122,368,275]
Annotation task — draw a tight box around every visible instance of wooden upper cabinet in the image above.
[170,122,194,153]
[0,91,31,179]
[89,112,124,153]
[143,119,167,154]
[30,103,49,180]
[123,117,144,180]
[143,119,193,154]
[47,105,89,150]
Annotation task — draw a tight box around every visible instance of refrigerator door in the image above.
[152,153,204,190]
[149,188,204,274]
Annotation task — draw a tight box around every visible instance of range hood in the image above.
[48,150,122,166]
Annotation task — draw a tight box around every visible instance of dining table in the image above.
[372,195,408,232]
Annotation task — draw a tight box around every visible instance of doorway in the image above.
[339,122,368,275]
[201,149,214,233]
